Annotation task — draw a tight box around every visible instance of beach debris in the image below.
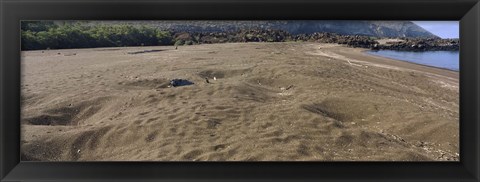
[344,59,363,67]
[175,46,178,50]
[213,77,217,81]
[207,119,221,129]
[278,85,295,96]
[169,79,194,87]
[205,77,210,84]
[127,49,163,55]
[280,85,294,91]
[64,53,77,56]
[285,85,294,90]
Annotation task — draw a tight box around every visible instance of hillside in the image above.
[22,21,454,51]
[83,20,438,38]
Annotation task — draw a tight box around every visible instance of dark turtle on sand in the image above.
[169,79,194,87]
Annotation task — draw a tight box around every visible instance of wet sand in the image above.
[20,42,459,161]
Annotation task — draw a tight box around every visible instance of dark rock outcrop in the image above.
[374,38,459,51]
[174,29,458,51]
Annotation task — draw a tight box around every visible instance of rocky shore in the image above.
[371,38,459,51]
[173,29,459,51]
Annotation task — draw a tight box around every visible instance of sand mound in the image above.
[197,68,251,79]
[23,97,109,126]
[233,83,277,103]
[302,98,378,122]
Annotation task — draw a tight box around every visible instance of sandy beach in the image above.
[20,42,459,161]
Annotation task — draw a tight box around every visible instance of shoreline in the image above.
[362,50,459,73]
[324,45,458,80]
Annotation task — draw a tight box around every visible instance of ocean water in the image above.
[366,50,459,71]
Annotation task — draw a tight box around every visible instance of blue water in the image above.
[367,50,459,71]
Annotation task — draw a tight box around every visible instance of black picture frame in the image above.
[1,0,479,181]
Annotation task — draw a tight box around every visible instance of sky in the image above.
[412,21,459,39]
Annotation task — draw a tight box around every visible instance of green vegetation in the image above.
[184,40,194,45]
[21,21,174,50]
[21,21,458,51]
[174,40,185,46]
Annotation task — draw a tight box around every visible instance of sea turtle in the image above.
[169,79,194,87]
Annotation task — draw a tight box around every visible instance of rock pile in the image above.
[374,38,459,51]
[172,29,459,51]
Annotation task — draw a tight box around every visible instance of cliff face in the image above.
[90,20,438,38]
